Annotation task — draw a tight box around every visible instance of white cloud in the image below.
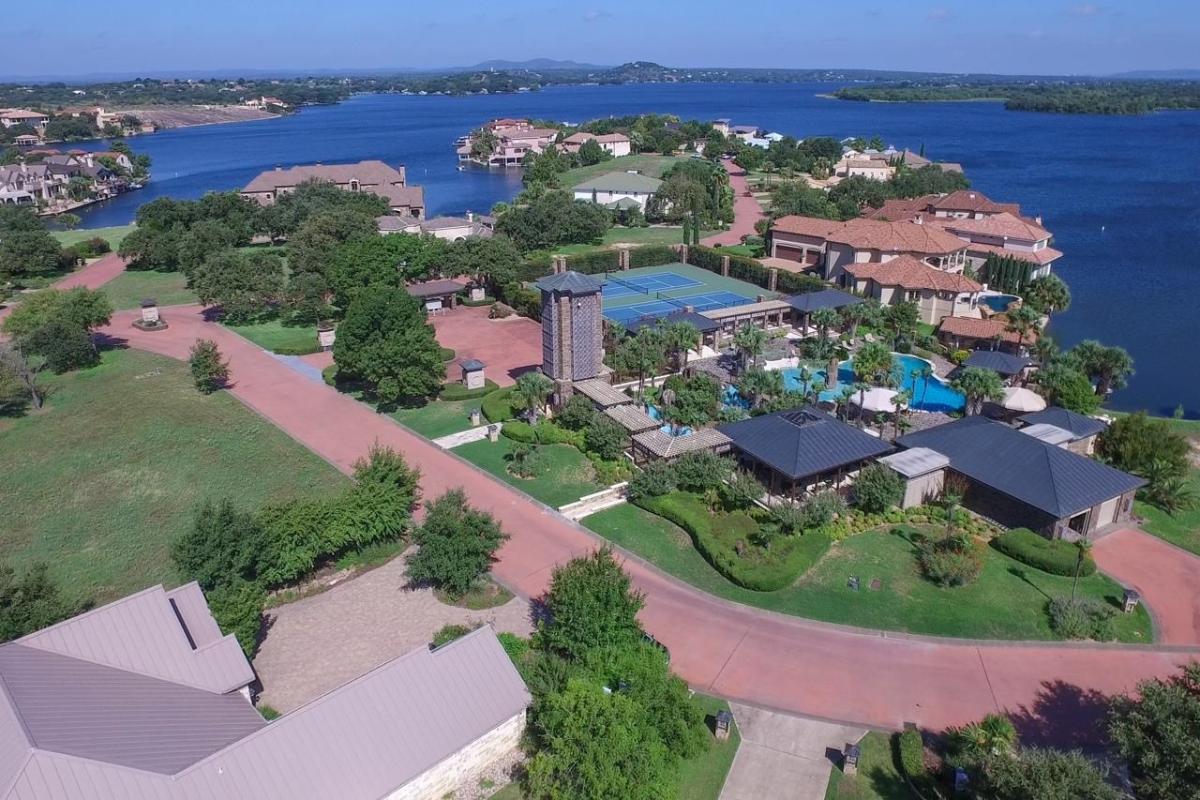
[1072,3,1103,15]
[583,9,611,22]
[927,8,952,22]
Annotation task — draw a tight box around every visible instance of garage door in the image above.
[1095,497,1120,527]
[773,245,808,263]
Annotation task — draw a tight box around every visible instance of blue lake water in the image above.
[63,83,1200,415]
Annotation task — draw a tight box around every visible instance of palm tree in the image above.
[1032,333,1059,368]
[1005,305,1041,354]
[891,389,911,442]
[512,371,554,424]
[950,366,1004,416]
[951,714,1017,763]
[733,324,767,373]
[835,385,857,421]
[840,302,869,341]
[916,365,934,410]
[1025,274,1072,318]
[1070,341,1134,397]
[1071,539,1093,600]
[738,368,784,410]
[851,341,895,388]
[663,320,700,372]
[852,381,870,428]
[810,307,840,342]
[881,301,919,349]
[616,327,667,402]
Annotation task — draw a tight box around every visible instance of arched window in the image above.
[349,179,360,192]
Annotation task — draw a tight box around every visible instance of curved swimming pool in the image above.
[776,354,966,413]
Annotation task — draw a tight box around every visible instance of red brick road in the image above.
[702,161,766,247]
[0,253,128,325]
[101,304,1199,740]
[1094,528,1200,646]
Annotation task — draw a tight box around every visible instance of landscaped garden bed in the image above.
[454,438,607,508]
[583,506,1154,641]
[225,318,320,355]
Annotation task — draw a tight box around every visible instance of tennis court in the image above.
[600,263,761,324]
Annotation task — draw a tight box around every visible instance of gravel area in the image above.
[253,549,533,712]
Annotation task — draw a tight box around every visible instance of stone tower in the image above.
[536,271,604,389]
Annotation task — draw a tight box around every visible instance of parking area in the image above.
[429,304,542,387]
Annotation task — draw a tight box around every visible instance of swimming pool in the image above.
[771,354,966,413]
[979,294,1020,313]
[644,403,694,436]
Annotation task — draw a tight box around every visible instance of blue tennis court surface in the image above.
[604,290,754,323]
[601,271,701,299]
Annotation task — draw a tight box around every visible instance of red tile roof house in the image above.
[559,131,632,157]
[844,255,983,325]
[0,586,530,800]
[937,314,1040,355]
[868,191,1062,278]
[240,160,425,220]
[768,215,970,283]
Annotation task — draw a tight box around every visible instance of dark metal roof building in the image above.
[719,406,893,482]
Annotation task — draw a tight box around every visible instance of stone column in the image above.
[677,244,688,264]
[768,268,778,292]
[618,246,630,270]
[721,255,730,277]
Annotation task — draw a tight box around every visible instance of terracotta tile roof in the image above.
[962,241,1063,265]
[938,315,1038,345]
[867,196,937,221]
[935,212,1050,242]
[770,215,842,238]
[827,218,968,255]
[242,160,406,193]
[929,190,1020,216]
[845,256,982,293]
[595,133,630,143]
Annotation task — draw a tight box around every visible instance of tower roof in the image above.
[534,271,604,295]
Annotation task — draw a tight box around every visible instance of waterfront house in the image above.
[0,108,49,130]
[768,215,969,282]
[843,254,982,325]
[959,349,1033,385]
[867,190,1060,276]
[458,119,559,166]
[572,171,663,211]
[241,160,425,219]
[560,131,632,157]
[0,588,531,800]
[838,157,894,181]
[937,315,1038,354]
[896,415,1142,539]
[719,406,895,498]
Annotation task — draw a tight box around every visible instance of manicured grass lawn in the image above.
[584,506,1153,642]
[102,270,197,310]
[51,223,137,250]
[679,693,741,800]
[390,399,480,439]
[560,154,691,186]
[0,349,346,604]
[454,438,604,508]
[825,732,907,800]
[225,318,319,354]
[602,226,717,245]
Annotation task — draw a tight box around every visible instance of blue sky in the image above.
[8,0,1200,78]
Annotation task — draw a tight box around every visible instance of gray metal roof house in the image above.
[898,415,1142,540]
[718,406,894,495]
[0,587,530,800]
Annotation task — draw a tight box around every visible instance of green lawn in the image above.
[102,270,197,310]
[560,154,692,186]
[0,349,346,604]
[390,399,481,439]
[454,438,604,508]
[825,732,908,800]
[583,505,1153,642]
[51,224,137,250]
[225,318,319,354]
[678,694,741,800]
[1125,416,1200,555]
[602,226,718,246]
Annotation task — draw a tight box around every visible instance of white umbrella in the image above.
[849,387,905,414]
[1001,386,1046,413]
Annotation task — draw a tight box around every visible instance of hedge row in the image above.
[628,244,678,269]
[565,249,621,275]
[481,387,517,423]
[991,528,1096,577]
[638,492,830,592]
[439,379,500,401]
[272,343,323,356]
[500,420,585,449]
[685,244,827,296]
[897,728,927,782]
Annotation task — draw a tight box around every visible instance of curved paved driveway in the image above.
[1094,528,1200,645]
[101,303,1198,742]
[702,162,765,247]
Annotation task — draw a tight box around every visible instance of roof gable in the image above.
[720,406,893,480]
[1018,407,1107,439]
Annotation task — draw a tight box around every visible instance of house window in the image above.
[349,179,360,192]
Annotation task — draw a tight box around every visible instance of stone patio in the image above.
[253,550,533,712]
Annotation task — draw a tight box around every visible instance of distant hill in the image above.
[1110,69,1200,80]
[468,59,611,72]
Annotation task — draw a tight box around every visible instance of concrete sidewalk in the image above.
[721,703,865,800]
